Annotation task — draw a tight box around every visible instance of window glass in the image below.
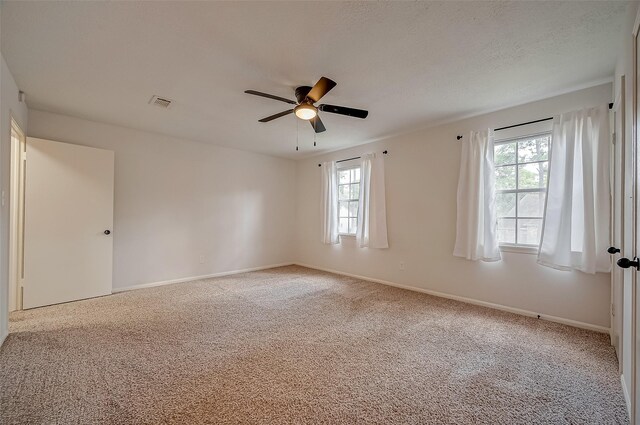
[495,165,517,190]
[495,143,516,166]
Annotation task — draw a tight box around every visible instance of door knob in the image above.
[608,246,621,254]
[104,230,111,235]
[617,257,640,270]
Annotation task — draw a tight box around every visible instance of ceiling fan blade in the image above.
[245,90,297,105]
[309,115,326,133]
[319,104,368,119]
[305,77,337,103]
[258,109,294,122]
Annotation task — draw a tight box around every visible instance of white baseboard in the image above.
[621,374,631,417]
[295,262,610,334]
[114,261,609,333]
[112,262,294,293]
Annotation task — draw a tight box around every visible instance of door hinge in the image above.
[611,302,615,317]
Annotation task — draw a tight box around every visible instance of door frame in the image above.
[8,116,25,312]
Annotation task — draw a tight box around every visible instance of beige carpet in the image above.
[0,265,628,424]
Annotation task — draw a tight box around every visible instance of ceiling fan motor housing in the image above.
[295,86,313,104]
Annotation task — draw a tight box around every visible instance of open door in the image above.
[619,14,640,423]
[611,78,625,370]
[635,21,640,422]
[23,138,114,309]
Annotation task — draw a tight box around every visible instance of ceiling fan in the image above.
[244,77,368,133]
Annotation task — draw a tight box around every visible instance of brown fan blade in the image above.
[319,104,368,119]
[258,109,294,122]
[309,115,326,133]
[305,77,337,103]
[245,90,297,105]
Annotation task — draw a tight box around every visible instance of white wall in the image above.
[296,83,613,330]
[0,53,28,345]
[27,110,296,291]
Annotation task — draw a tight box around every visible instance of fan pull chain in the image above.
[296,117,299,151]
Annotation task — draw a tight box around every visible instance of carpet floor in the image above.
[0,265,629,424]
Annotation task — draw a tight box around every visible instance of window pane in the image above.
[349,201,359,217]
[518,192,545,217]
[350,183,360,200]
[339,184,350,201]
[352,168,361,183]
[496,193,516,217]
[518,218,542,245]
[518,162,548,189]
[338,170,350,184]
[495,142,516,166]
[339,201,349,218]
[518,137,549,163]
[497,218,516,244]
[339,218,349,234]
[495,165,516,190]
[349,218,358,234]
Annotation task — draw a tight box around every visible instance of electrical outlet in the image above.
[399,261,405,271]
[199,255,205,264]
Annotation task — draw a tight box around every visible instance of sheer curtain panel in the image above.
[537,104,610,274]
[321,161,340,244]
[453,129,501,262]
[356,153,389,248]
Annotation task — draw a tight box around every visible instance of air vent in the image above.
[149,95,173,109]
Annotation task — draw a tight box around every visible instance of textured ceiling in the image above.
[0,1,630,158]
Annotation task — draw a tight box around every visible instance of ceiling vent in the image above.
[149,95,173,109]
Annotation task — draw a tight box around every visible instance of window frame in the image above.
[336,162,361,237]
[494,131,551,248]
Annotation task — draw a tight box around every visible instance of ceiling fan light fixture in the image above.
[294,103,317,120]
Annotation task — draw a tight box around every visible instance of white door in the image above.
[23,137,114,309]
[611,81,625,369]
[628,16,640,423]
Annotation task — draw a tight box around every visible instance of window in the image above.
[494,133,550,246]
[337,166,360,235]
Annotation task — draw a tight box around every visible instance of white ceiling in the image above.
[0,1,630,159]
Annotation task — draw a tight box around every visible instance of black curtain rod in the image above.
[494,117,553,132]
[456,102,614,140]
[318,150,387,167]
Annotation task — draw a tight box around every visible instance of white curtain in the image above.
[453,129,501,262]
[321,161,340,244]
[356,153,389,248]
[537,104,610,274]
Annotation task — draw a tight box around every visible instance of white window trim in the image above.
[499,245,539,255]
[495,131,551,250]
[336,161,361,237]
